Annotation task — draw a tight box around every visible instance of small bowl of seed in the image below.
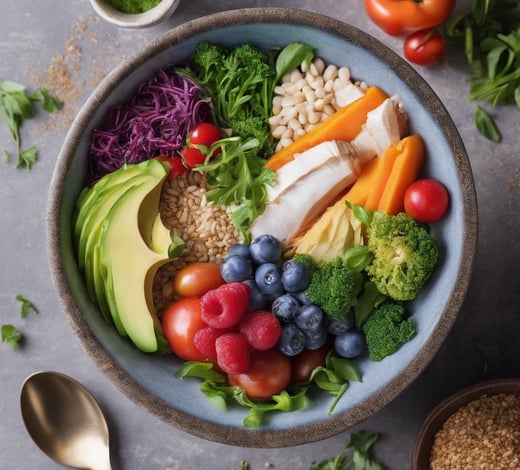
[412,378,520,469]
[89,0,180,29]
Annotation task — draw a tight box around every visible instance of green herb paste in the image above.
[105,0,162,14]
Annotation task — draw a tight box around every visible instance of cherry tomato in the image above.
[404,29,446,66]
[173,263,224,298]
[155,156,188,178]
[189,122,222,147]
[364,0,455,36]
[182,146,206,169]
[162,297,207,361]
[228,349,292,400]
[404,178,449,223]
[291,346,330,384]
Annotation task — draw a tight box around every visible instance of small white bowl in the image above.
[89,0,180,29]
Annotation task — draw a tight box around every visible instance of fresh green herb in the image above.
[474,105,502,141]
[176,352,361,426]
[178,41,313,159]
[16,295,38,318]
[0,80,63,169]
[445,0,520,141]
[1,324,23,351]
[309,430,384,470]
[193,136,276,241]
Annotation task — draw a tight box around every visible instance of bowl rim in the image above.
[412,378,520,469]
[46,7,478,447]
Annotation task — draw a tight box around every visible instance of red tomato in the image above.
[189,122,222,147]
[404,29,446,66]
[173,263,224,298]
[155,156,187,178]
[228,349,292,400]
[291,346,330,384]
[182,146,206,168]
[404,178,449,223]
[364,0,455,36]
[162,297,207,361]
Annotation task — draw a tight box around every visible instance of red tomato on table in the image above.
[364,0,455,36]
[404,29,446,66]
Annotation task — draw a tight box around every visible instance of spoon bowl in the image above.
[20,371,112,470]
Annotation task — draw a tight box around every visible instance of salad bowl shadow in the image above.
[47,8,478,447]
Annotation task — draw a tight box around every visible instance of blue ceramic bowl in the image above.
[47,8,478,447]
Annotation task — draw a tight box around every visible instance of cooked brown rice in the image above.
[153,171,243,314]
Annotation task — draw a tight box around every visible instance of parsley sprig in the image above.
[1,295,39,350]
[0,80,62,169]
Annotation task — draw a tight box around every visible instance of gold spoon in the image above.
[20,371,112,470]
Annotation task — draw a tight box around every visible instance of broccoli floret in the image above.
[366,211,438,301]
[230,110,275,157]
[190,41,226,86]
[361,301,416,361]
[305,256,357,322]
[292,253,319,273]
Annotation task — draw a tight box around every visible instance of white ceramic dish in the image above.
[88,0,180,29]
[47,8,478,447]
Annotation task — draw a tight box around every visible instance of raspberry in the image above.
[239,311,281,351]
[193,326,223,361]
[201,282,250,329]
[215,333,251,374]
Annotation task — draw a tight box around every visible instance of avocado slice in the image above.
[73,162,154,245]
[74,159,182,353]
[97,164,175,353]
[74,160,169,328]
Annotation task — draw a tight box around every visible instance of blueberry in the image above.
[281,259,311,293]
[295,304,323,331]
[220,254,253,282]
[254,262,283,295]
[279,324,305,356]
[334,329,366,359]
[272,294,300,323]
[328,310,355,336]
[293,290,312,305]
[249,234,282,264]
[243,279,267,311]
[228,243,251,259]
[303,325,328,350]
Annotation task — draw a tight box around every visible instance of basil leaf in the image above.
[2,150,9,163]
[275,43,314,82]
[475,105,502,142]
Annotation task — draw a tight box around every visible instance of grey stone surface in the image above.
[1,0,518,469]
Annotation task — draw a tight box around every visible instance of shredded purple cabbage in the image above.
[87,69,211,184]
